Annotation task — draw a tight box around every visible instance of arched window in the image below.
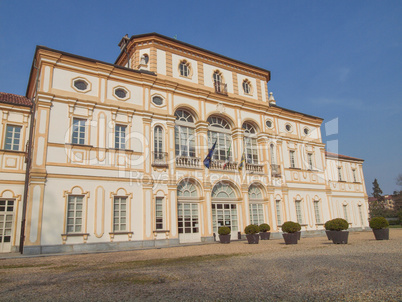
[248,185,262,200]
[207,116,232,162]
[179,60,191,77]
[175,109,195,158]
[153,126,165,164]
[242,79,252,94]
[243,122,258,164]
[177,181,198,197]
[248,185,264,225]
[211,183,235,198]
[140,54,149,65]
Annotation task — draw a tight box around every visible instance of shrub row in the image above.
[218,223,271,235]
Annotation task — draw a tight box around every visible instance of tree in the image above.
[393,174,402,214]
[369,178,386,218]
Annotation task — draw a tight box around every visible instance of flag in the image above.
[203,140,217,168]
[238,150,245,171]
[222,144,231,169]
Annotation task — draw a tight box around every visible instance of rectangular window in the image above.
[249,203,264,225]
[4,125,22,151]
[308,153,313,170]
[115,125,126,149]
[72,118,86,145]
[338,167,343,181]
[289,150,296,168]
[155,197,164,230]
[245,138,258,164]
[353,169,357,182]
[295,200,303,224]
[66,195,83,233]
[343,204,349,222]
[314,201,321,224]
[113,197,127,232]
[175,126,195,157]
[0,199,14,245]
[276,200,282,225]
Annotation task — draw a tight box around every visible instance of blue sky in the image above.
[1,0,401,194]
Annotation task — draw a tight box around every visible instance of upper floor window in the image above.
[179,60,191,77]
[140,54,149,65]
[114,88,128,99]
[73,80,88,91]
[175,110,195,157]
[154,126,163,154]
[270,144,276,165]
[289,150,296,168]
[338,167,343,181]
[207,116,232,162]
[352,169,358,182]
[285,124,293,132]
[307,153,313,170]
[242,122,258,164]
[152,96,164,106]
[115,125,126,149]
[213,71,227,95]
[72,118,86,145]
[4,125,22,151]
[242,79,252,94]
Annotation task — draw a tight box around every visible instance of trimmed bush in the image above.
[282,221,301,233]
[218,226,231,235]
[326,218,349,231]
[244,224,260,234]
[324,220,332,230]
[369,217,389,230]
[259,223,271,232]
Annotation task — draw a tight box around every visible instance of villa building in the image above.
[0,33,369,254]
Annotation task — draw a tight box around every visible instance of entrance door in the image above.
[178,203,201,243]
[0,199,14,253]
[212,203,238,240]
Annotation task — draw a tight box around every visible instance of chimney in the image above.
[118,34,130,51]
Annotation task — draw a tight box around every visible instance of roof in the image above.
[115,33,271,77]
[325,151,364,162]
[0,92,32,107]
[270,104,323,121]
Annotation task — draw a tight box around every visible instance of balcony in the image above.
[210,160,238,171]
[246,163,264,174]
[271,164,281,177]
[175,156,201,168]
[152,151,168,167]
[214,81,228,95]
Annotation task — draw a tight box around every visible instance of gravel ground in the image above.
[0,229,401,301]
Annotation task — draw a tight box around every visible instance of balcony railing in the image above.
[214,82,228,95]
[175,156,201,168]
[246,163,264,173]
[210,160,238,171]
[271,164,281,177]
[152,151,168,167]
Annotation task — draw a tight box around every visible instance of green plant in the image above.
[244,224,260,234]
[326,218,349,231]
[369,217,389,230]
[324,219,332,230]
[259,223,270,232]
[281,221,300,233]
[218,226,231,235]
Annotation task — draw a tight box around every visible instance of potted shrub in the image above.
[369,217,389,240]
[259,223,271,240]
[281,221,300,244]
[218,226,231,244]
[244,224,260,244]
[326,218,349,244]
[324,219,333,240]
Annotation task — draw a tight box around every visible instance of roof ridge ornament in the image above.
[269,92,276,105]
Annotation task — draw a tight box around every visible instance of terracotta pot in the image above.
[246,233,260,244]
[260,232,271,240]
[373,228,389,240]
[282,232,298,245]
[330,231,349,244]
[219,234,231,244]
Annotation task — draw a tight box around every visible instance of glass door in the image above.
[0,199,14,253]
[178,203,201,243]
[212,203,238,240]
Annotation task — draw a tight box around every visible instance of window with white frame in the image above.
[289,150,296,168]
[276,200,282,225]
[242,79,252,94]
[154,126,164,162]
[113,197,127,232]
[249,185,264,225]
[295,200,303,224]
[115,125,126,149]
[308,153,313,170]
[175,110,195,157]
[72,118,86,145]
[343,204,349,222]
[4,125,22,151]
[270,144,276,164]
[313,200,321,224]
[155,197,164,230]
[207,116,232,162]
[66,195,84,233]
[353,169,358,182]
[179,60,191,77]
[338,167,343,181]
[243,122,258,164]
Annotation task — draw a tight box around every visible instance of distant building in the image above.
[0,33,369,254]
[368,195,396,211]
